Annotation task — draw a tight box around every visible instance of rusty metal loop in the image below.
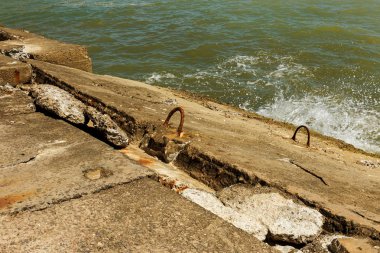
[163,107,185,136]
[291,125,310,147]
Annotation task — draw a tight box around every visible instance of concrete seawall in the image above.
[1,26,379,252]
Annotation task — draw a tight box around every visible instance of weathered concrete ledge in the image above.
[0,26,92,72]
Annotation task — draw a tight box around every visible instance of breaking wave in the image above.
[257,94,380,154]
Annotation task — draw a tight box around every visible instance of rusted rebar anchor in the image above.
[292,125,310,147]
[163,106,185,137]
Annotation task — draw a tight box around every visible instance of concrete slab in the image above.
[0,26,92,72]
[26,59,380,238]
[0,178,278,253]
[0,89,153,213]
[0,54,31,84]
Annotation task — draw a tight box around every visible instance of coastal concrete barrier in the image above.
[0,26,92,72]
[1,26,380,252]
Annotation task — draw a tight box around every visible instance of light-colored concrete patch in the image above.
[218,184,324,244]
[181,188,268,240]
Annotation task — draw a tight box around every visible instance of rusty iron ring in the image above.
[163,106,185,136]
[292,125,310,147]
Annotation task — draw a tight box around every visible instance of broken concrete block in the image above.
[329,237,380,253]
[0,54,32,85]
[181,188,268,241]
[139,131,187,163]
[217,184,324,245]
[86,107,129,148]
[30,84,86,124]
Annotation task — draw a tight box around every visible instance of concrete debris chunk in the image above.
[274,245,301,253]
[181,188,268,241]
[5,47,31,61]
[217,184,324,244]
[86,107,129,148]
[30,84,86,124]
[301,234,346,253]
[140,132,187,163]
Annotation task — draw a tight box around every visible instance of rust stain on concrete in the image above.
[14,70,20,83]
[138,158,155,166]
[0,192,31,209]
[0,180,12,188]
[119,148,129,155]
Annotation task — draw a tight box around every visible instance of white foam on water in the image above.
[145,72,176,84]
[257,94,380,154]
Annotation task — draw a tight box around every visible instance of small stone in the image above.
[83,168,101,180]
[83,167,113,180]
[30,85,86,124]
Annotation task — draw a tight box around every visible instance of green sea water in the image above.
[1,0,379,153]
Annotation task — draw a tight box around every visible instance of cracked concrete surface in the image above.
[0,178,278,253]
[0,102,152,214]
[0,85,276,252]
